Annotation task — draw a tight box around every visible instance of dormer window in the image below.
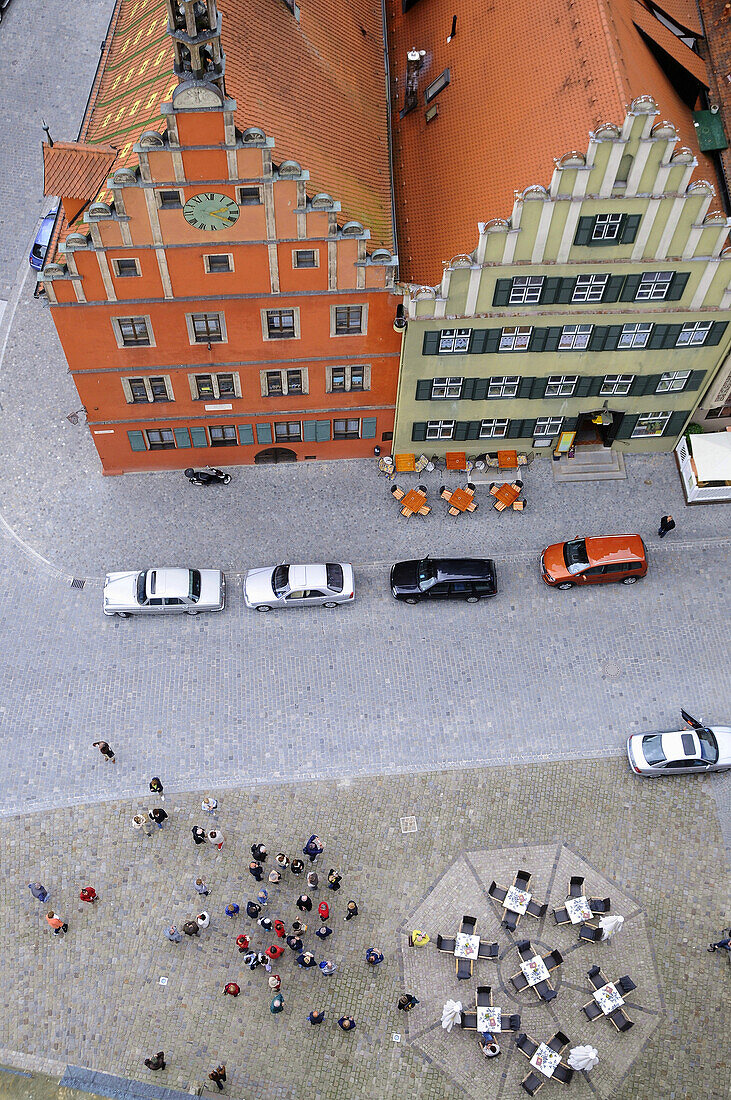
[425,69,450,104]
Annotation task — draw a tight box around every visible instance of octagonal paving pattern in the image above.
[396,843,664,1099]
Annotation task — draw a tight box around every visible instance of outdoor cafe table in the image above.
[593,981,625,1015]
[454,932,480,959]
[565,895,593,924]
[530,1044,562,1078]
[477,1006,501,1032]
[491,482,521,508]
[504,885,531,914]
[401,488,427,515]
[521,955,550,986]
[446,487,474,512]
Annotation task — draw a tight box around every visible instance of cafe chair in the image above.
[503,1013,522,1031]
[514,479,524,488]
[460,1011,478,1029]
[488,881,508,904]
[456,956,473,980]
[418,505,431,516]
[582,999,603,1021]
[477,941,498,959]
[616,975,637,994]
[436,934,456,953]
[547,1031,569,1054]
[390,485,405,500]
[569,876,584,897]
[526,898,546,918]
[552,1063,573,1084]
[516,939,533,960]
[553,907,571,925]
[511,971,530,992]
[503,909,519,931]
[516,1033,539,1059]
[461,915,477,934]
[417,484,428,494]
[476,987,491,1008]
[415,454,429,474]
[400,507,413,517]
[467,501,478,511]
[535,980,557,1002]
[608,1007,634,1032]
[521,1072,544,1095]
[448,506,460,516]
[466,482,476,492]
[513,498,526,511]
[515,870,532,890]
[485,455,499,468]
[579,924,602,943]
[439,486,451,499]
[543,949,563,970]
[493,499,508,512]
[587,965,604,990]
[430,454,446,470]
[589,897,610,913]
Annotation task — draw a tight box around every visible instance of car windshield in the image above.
[697,728,719,764]
[136,571,147,604]
[417,559,436,590]
[563,539,589,574]
[326,563,343,591]
[272,565,289,596]
[189,569,201,602]
[641,735,666,765]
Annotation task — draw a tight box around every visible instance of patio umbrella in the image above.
[568,1045,599,1071]
[599,914,624,940]
[441,1000,463,1031]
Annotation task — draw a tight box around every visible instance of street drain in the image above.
[400,816,418,833]
[70,578,85,590]
[601,659,623,679]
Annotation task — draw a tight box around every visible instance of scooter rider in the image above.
[184,467,231,485]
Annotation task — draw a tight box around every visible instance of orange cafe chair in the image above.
[394,453,416,473]
[445,451,467,471]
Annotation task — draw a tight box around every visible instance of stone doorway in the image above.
[254,447,298,465]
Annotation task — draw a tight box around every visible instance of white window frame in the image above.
[635,271,673,301]
[676,322,712,347]
[572,274,608,303]
[631,411,672,437]
[600,374,634,396]
[592,213,623,240]
[425,420,455,440]
[112,257,141,278]
[545,375,578,397]
[656,371,691,393]
[558,325,592,350]
[145,428,177,449]
[509,276,544,305]
[499,326,532,351]
[534,416,563,436]
[332,418,361,440]
[121,375,174,403]
[188,372,242,400]
[438,329,471,353]
[259,368,309,397]
[203,253,234,274]
[325,365,371,393]
[111,314,155,348]
[486,376,520,398]
[273,420,302,442]
[185,311,228,345]
[618,323,652,349]
[261,307,301,341]
[236,185,262,206]
[293,248,319,269]
[431,377,463,399]
[330,304,368,337]
[479,419,509,438]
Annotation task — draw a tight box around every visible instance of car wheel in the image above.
[256,604,271,612]
[405,597,419,605]
[621,576,638,585]
[557,582,574,590]
[466,596,479,603]
[323,601,338,608]
[116,612,131,618]
[186,609,199,615]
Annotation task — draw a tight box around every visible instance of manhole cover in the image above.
[400,816,418,833]
[70,577,85,590]
[601,659,623,679]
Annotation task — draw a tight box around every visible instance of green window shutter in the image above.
[473,378,488,400]
[453,421,470,441]
[576,377,592,398]
[619,274,642,302]
[361,417,377,439]
[316,421,330,441]
[573,216,595,246]
[621,214,641,243]
[237,424,254,445]
[470,329,489,354]
[666,272,690,302]
[190,426,208,447]
[517,376,535,399]
[648,325,666,350]
[529,377,545,399]
[422,331,440,355]
[506,419,525,438]
[555,279,575,304]
[541,277,562,304]
[127,430,146,452]
[562,417,578,431]
[603,326,623,351]
[303,420,318,442]
[466,421,481,440]
[685,369,706,392]
[589,326,609,351]
[484,329,501,353]
[462,378,476,400]
[662,325,683,349]
[492,279,511,306]
[173,428,191,448]
[411,422,427,442]
[615,413,638,440]
[706,320,728,346]
[603,275,625,302]
[663,410,689,438]
[530,328,548,352]
[256,423,272,444]
[637,374,661,396]
[415,379,432,400]
[544,328,562,352]
[587,376,605,397]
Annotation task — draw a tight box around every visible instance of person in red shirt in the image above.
[223,982,240,997]
[266,944,285,961]
[79,887,98,903]
[274,919,286,938]
[318,901,329,922]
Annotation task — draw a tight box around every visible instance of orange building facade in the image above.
[41,0,400,473]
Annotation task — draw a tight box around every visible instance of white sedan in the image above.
[244,562,354,611]
[103,567,225,617]
[627,710,731,776]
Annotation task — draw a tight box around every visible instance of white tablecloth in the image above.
[530,1044,562,1078]
[477,1006,501,1032]
[504,885,531,914]
[520,955,549,986]
[566,895,593,923]
[593,982,624,1015]
[454,932,480,959]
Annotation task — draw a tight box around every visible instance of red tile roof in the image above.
[631,1,709,85]
[646,0,705,33]
[43,141,118,200]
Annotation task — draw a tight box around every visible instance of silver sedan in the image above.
[103,567,225,617]
[243,562,354,612]
[626,710,731,776]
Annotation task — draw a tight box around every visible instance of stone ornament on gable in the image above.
[483,218,510,233]
[42,263,65,278]
[521,184,550,200]
[88,202,112,218]
[651,121,678,139]
[702,210,728,224]
[687,180,714,195]
[630,94,658,113]
[172,81,224,109]
[449,254,473,268]
[112,168,137,185]
[370,248,393,263]
[64,233,89,251]
[310,193,334,209]
[413,285,436,300]
[242,126,266,143]
[278,160,302,178]
[592,122,622,140]
[670,147,695,164]
[556,151,585,168]
[341,220,364,236]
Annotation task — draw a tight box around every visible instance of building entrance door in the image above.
[254,447,298,464]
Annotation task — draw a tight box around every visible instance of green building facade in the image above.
[392,96,731,459]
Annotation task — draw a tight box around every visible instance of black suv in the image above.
[390,557,497,603]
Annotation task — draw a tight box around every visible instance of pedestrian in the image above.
[707,932,731,952]
[149,807,168,829]
[480,1033,500,1057]
[194,877,209,897]
[268,974,281,992]
[291,919,307,935]
[236,934,250,953]
[249,861,264,881]
[242,950,258,968]
[308,1010,325,1025]
[196,911,210,930]
[149,776,164,801]
[307,871,319,890]
[409,929,430,947]
[251,842,267,862]
[27,882,49,903]
[208,830,225,850]
[266,944,285,961]
[319,959,337,976]
[318,901,329,922]
[337,1016,356,1032]
[192,825,207,845]
[398,994,419,1011]
[327,870,342,891]
[315,925,332,940]
[658,514,676,538]
[296,951,317,968]
[290,859,305,876]
[79,886,98,904]
[303,834,324,862]
[183,920,199,936]
[208,1065,226,1092]
[270,994,285,1014]
[144,1052,166,1071]
[224,902,240,918]
[257,888,268,906]
[133,814,152,838]
[223,982,240,997]
[165,924,182,943]
[201,796,218,816]
[296,894,312,912]
[287,934,303,953]
[274,919,286,938]
[46,910,67,935]
[258,915,274,932]
[365,947,384,966]
[246,901,261,919]
[275,853,289,870]
[92,740,115,763]
[344,900,358,921]
[268,869,282,885]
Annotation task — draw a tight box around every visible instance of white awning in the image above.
[690,432,731,481]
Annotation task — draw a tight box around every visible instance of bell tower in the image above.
[165,0,226,95]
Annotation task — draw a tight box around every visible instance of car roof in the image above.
[148,567,190,598]
[37,209,59,246]
[432,557,495,581]
[584,534,645,565]
[660,730,701,761]
[288,564,329,589]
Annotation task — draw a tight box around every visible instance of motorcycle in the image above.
[184,466,232,486]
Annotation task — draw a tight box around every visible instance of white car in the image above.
[244,562,354,612]
[103,567,225,617]
[626,710,731,776]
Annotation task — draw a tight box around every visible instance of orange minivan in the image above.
[540,534,648,589]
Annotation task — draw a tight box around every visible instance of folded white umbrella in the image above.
[599,914,624,940]
[441,1000,463,1031]
[568,1045,599,1071]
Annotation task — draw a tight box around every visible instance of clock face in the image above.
[183,192,239,231]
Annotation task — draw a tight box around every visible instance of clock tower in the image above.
[165,0,225,97]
